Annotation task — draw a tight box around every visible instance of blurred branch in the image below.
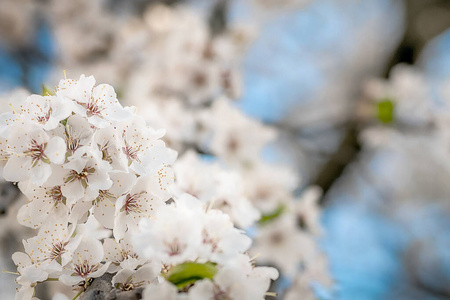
[209,0,228,36]
[387,0,450,68]
[0,182,20,215]
[313,124,361,205]
[80,273,144,300]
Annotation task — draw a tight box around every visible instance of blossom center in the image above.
[202,230,218,253]
[118,278,146,291]
[99,141,113,164]
[49,241,68,263]
[64,125,80,152]
[96,189,114,203]
[65,167,96,188]
[85,101,102,117]
[24,139,48,166]
[36,107,52,124]
[213,285,231,300]
[227,136,239,153]
[123,192,145,214]
[46,186,66,205]
[122,138,141,165]
[74,260,100,278]
[165,239,184,257]
[269,232,284,245]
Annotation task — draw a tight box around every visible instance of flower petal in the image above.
[46,136,66,164]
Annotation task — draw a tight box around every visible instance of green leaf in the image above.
[41,84,54,96]
[258,204,286,225]
[376,98,394,124]
[166,262,218,289]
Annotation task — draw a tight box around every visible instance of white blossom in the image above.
[364,64,433,126]
[103,236,146,273]
[114,175,166,241]
[3,125,66,185]
[251,212,317,277]
[60,148,112,207]
[243,162,299,214]
[132,194,204,265]
[173,151,260,228]
[17,179,70,229]
[56,75,132,128]
[198,98,276,165]
[18,94,73,131]
[284,253,333,300]
[59,236,109,286]
[142,279,180,300]
[116,114,177,176]
[112,264,159,292]
[188,255,279,300]
[12,218,81,289]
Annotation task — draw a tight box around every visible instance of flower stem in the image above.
[72,291,83,300]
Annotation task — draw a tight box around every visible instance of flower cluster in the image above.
[107,10,332,295]
[173,151,261,228]
[1,75,279,300]
[114,6,332,295]
[1,1,333,298]
[122,4,246,106]
[167,97,331,295]
[133,194,278,300]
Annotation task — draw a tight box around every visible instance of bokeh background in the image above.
[1,0,450,299]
